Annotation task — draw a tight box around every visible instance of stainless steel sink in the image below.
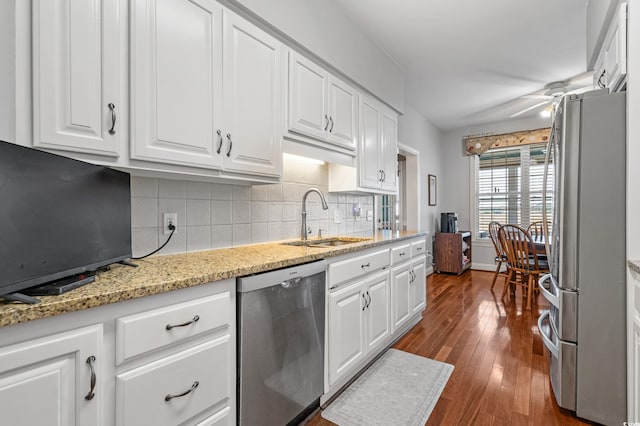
[282,237,371,248]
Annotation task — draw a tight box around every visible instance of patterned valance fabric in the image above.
[464,127,551,156]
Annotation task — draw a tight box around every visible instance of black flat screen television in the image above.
[0,141,131,298]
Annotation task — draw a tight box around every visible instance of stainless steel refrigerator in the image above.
[537,89,626,425]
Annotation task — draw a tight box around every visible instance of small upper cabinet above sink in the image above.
[288,51,358,151]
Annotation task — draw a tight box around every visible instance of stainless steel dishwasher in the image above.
[237,260,326,426]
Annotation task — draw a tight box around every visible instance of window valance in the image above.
[464,127,551,156]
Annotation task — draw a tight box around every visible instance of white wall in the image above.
[440,115,551,268]
[397,104,444,249]
[228,0,405,112]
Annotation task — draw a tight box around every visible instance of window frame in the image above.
[470,143,552,242]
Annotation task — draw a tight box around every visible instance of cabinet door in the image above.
[33,0,125,157]
[328,280,365,386]
[222,11,282,177]
[604,2,627,91]
[131,0,223,168]
[0,325,102,426]
[288,52,328,140]
[359,97,382,190]
[327,76,357,150]
[365,271,391,353]
[411,257,427,314]
[380,110,398,192]
[391,264,411,332]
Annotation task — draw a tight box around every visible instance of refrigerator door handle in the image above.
[538,310,559,358]
[538,274,559,308]
[542,125,554,260]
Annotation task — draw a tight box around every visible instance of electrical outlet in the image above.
[163,213,177,235]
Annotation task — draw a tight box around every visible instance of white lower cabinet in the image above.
[410,256,427,314]
[0,324,102,426]
[0,279,235,426]
[391,263,412,331]
[328,270,390,387]
[391,253,426,333]
[328,280,366,385]
[325,239,426,402]
[116,336,232,426]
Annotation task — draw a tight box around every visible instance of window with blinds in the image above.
[476,143,553,238]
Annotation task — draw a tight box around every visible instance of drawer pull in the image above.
[166,315,200,331]
[399,252,406,256]
[361,262,370,269]
[164,381,199,402]
[416,247,423,251]
[365,291,371,308]
[84,356,97,401]
[362,293,367,311]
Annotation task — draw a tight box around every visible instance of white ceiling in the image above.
[331,0,589,131]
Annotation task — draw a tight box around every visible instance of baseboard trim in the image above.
[426,266,434,276]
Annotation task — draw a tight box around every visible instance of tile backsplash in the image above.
[130,159,374,257]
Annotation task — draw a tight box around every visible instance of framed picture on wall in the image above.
[428,174,437,206]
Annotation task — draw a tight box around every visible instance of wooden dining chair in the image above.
[488,221,508,289]
[499,224,549,310]
[527,221,551,240]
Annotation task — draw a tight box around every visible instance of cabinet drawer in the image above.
[195,406,232,426]
[116,292,232,365]
[390,244,411,265]
[116,337,232,426]
[411,239,426,257]
[329,248,389,288]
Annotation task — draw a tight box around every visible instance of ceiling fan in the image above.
[510,71,593,118]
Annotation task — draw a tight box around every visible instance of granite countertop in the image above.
[0,231,426,327]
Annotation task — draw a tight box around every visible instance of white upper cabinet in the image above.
[288,52,357,150]
[130,0,224,169]
[327,76,358,149]
[33,0,126,157]
[131,1,282,177]
[288,52,328,141]
[359,96,383,189]
[358,95,398,193]
[593,2,627,91]
[380,110,398,192]
[221,11,282,177]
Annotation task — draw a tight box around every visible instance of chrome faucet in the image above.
[301,188,329,240]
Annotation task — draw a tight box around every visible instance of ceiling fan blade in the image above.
[510,100,550,118]
[521,94,554,100]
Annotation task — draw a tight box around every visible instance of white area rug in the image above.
[321,349,454,426]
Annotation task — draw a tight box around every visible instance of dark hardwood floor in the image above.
[307,270,595,426]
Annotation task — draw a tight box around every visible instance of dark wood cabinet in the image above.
[434,231,472,274]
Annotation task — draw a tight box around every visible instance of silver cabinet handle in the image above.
[378,170,382,182]
[381,170,386,182]
[226,134,232,157]
[84,356,97,401]
[362,293,367,311]
[166,315,200,331]
[416,247,423,252]
[365,291,371,308]
[216,129,223,154]
[399,252,406,257]
[165,381,199,402]
[361,262,370,269]
[329,116,334,132]
[108,103,116,135]
[324,115,329,131]
[597,70,606,89]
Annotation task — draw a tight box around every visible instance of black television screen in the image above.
[0,141,131,297]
